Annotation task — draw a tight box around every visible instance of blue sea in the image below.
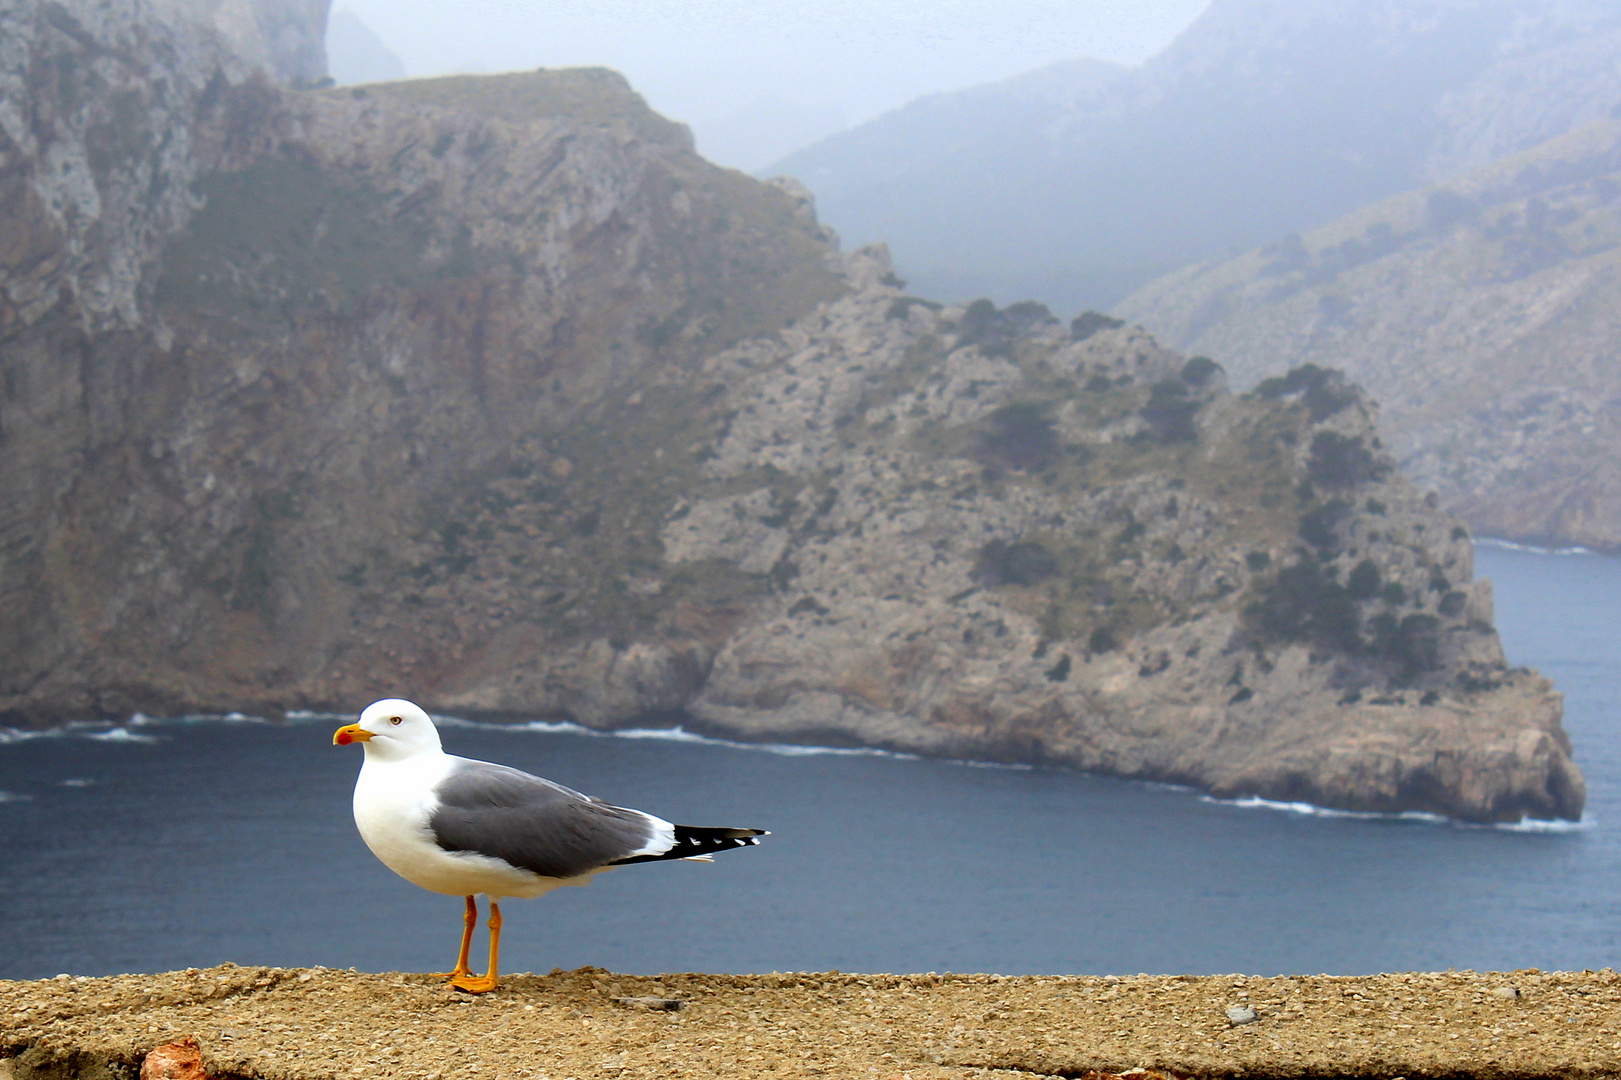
[1,543,1617,981]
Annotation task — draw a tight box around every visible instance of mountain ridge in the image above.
[768,0,1621,314]
[1117,113,1621,553]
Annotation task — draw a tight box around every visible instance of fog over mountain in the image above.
[770,0,1621,313]
[325,0,1210,173]
[326,8,405,85]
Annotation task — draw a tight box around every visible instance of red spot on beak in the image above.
[336,732,353,745]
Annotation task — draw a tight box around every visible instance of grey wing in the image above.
[428,758,668,879]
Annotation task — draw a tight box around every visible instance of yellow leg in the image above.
[430,895,477,979]
[451,900,502,994]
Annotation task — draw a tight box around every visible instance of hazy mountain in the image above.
[152,0,330,84]
[769,0,1621,314]
[326,8,406,85]
[1118,115,1621,553]
[694,96,847,174]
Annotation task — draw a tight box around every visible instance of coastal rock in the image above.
[638,257,1580,823]
[0,0,1583,822]
[140,1037,216,1080]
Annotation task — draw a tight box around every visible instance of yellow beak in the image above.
[333,724,373,746]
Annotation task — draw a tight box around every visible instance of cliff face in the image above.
[1118,117,1621,553]
[0,0,840,728]
[559,257,1577,823]
[0,0,1582,822]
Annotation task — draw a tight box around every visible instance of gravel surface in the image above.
[4,964,1621,1079]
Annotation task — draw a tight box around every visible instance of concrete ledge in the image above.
[4,964,1620,1079]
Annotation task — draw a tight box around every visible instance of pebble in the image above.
[1226,1006,1259,1025]
[614,996,687,1012]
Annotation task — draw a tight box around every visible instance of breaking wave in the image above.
[1204,793,1591,832]
[1476,537,1596,557]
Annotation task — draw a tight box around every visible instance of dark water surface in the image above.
[1,543,1617,980]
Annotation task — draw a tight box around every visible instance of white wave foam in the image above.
[59,778,95,788]
[285,710,347,722]
[4,714,265,744]
[1475,537,1597,557]
[610,725,716,743]
[0,790,33,803]
[1493,815,1594,834]
[84,727,160,744]
[1206,794,1448,824]
[493,718,920,761]
[1204,794,1591,831]
[950,757,1036,771]
[612,726,910,759]
[510,720,595,736]
[2,720,147,742]
[171,711,267,725]
[0,726,61,745]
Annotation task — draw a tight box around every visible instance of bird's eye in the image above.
[389,716,403,726]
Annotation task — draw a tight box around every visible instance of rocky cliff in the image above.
[0,0,840,726]
[1118,117,1621,553]
[583,264,1579,823]
[0,0,1583,822]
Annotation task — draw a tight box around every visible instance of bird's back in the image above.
[428,757,675,880]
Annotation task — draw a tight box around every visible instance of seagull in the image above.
[333,698,767,993]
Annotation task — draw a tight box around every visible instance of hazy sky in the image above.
[332,1,1211,169]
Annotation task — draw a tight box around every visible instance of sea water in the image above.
[0,543,1616,980]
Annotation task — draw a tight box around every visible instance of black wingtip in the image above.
[611,824,768,866]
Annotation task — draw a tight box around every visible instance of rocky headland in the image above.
[5,964,1621,1079]
[1118,116,1621,553]
[0,0,1584,822]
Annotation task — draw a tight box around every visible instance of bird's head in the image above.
[333,698,444,760]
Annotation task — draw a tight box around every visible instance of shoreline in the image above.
[5,965,1621,1079]
[1475,537,1610,558]
[0,710,1587,831]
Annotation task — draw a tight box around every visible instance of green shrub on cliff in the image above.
[1308,432,1389,489]
[1254,364,1360,422]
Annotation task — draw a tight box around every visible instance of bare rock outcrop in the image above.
[0,0,1582,822]
[566,251,1579,823]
